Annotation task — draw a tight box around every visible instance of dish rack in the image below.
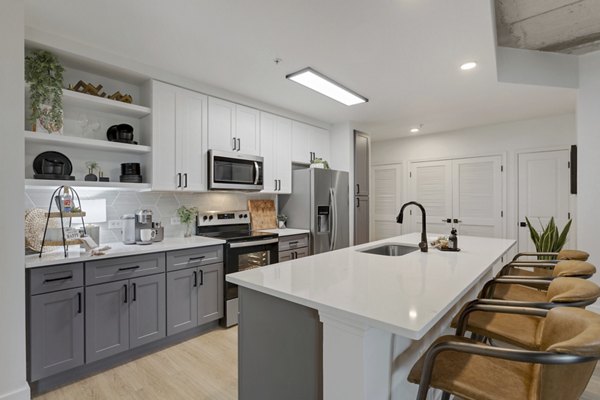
[39,185,87,258]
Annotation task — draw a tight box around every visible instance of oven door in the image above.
[209,150,264,191]
[225,238,279,301]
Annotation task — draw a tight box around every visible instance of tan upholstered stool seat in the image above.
[507,260,596,279]
[492,283,547,302]
[557,249,589,261]
[408,336,536,400]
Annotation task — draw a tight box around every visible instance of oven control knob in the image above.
[203,215,208,221]
[208,215,213,221]
[239,214,243,219]
[244,214,248,218]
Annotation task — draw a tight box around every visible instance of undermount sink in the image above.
[359,243,419,257]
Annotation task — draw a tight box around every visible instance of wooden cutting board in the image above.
[248,200,277,230]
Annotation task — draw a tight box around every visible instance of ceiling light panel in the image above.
[286,67,368,106]
[460,62,477,71]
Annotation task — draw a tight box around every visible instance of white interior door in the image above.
[409,160,452,235]
[452,156,503,238]
[371,164,403,240]
[518,150,572,252]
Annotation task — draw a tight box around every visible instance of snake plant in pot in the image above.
[525,217,572,260]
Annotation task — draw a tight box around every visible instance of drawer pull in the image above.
[43,275,73,283]
[118,265,141,271]
[188,256,205,262]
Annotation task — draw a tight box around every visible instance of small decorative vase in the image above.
[184,222,193,238]
[278,220,286,229]
[85,169,98,181]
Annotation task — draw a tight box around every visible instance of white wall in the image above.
[577,50,600,313]
[0,1,29,399]
[371,113,576,241]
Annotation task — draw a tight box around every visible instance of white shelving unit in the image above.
[25,179,151,191]
[24,131,151,154]
[61,89,151,118]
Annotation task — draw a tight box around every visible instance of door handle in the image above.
[199,270,204,286]
[184,173,188,188]
[193,270,198,287]
[132,283,137,302]
[442,218,451,223]
[177,173,182,188]
[278,180,281,191]
[77,292,82,314]
[453,219,462,224]
[237,138,241,152]
[519,221,527,227]
[123,284,128,304]
[357,197,360,208]
[356,183,360,194]
[232,137,237,151]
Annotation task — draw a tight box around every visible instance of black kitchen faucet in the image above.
[396,201,428,252]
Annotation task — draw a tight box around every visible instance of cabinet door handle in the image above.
[279,180,282,191]
[193,271,198,287]
[199,270,204,286]
[357,197,360,208]
[123,284,128,304]
[43,275,73,283]
[119,265,140,271]
[77,292,82,314]
[232,137,237,151]
[356,184,360,194]
[237,138,241,152]
[177,173,182,188]
[184,173,188,188]
[132,283,137,302]
[453,219,462,224]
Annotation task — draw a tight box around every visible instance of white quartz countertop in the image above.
[25,236,225,269]
[259,228,310,237]
[227,232,516,340]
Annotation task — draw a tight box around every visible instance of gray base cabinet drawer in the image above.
[29,263,84,295]
[279,234,309,251]
[86,253,165,285]
[279,247,309,262]
[166,246,223,272]
[29,287,84,381]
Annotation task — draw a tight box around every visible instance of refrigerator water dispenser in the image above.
[317,206,330,233]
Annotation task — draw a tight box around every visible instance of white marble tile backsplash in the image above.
[25,189,275,244]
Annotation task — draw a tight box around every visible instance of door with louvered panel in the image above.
[372,164,403,240]
[409,160,453,235]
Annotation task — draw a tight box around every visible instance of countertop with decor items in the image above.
[258,228,310,237]
[228,232,516,339]
[25,236,225,269]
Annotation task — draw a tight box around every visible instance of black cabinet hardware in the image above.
[193,271,198,287]
[123,284,128,303]
[356,184,360,194]
[77,292,82,314]
[132,283,137,302]
[519,221,527,227]
[232,137,237,151]
[237,138,241,151]
[184,173,188,188]
[43,275,73,283]
[177,173,182,188]
[199,270,204,286]
[118,265,140,271]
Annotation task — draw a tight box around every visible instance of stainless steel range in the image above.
[196,210,278,327]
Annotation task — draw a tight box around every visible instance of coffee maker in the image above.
[135,209,153,242]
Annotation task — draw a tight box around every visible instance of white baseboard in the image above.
[0,384,30,400]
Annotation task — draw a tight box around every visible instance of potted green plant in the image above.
[177,205,199,237]
[25,50,64,134]
[85,161,99,181]
[525,217,572,260]
[311,157,330,169]
[277,214,288,229]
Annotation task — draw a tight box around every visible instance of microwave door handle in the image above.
[254,162,260,185]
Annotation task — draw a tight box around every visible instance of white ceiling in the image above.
[24,0,576,141]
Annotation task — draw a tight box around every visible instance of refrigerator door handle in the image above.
[329,188,338,251]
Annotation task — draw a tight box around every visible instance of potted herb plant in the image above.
[310,157,330,169]
[525,217,572,260]
[177,205,199,237]
[277,214,288,229]
[25,50,64,134]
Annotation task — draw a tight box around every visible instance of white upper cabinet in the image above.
[151,81,207,191]
[291,121,330,164]
[260,112,292,194]
[208,98,260,156]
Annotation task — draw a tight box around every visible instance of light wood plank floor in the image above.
[34,326,600,400]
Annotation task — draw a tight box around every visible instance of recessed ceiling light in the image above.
[286,67,368,106]
[410,128,420,133]
[460,61,477,71]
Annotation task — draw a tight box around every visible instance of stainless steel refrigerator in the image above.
[280,168,349,254]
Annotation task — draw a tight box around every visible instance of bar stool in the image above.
[498,260,596,278]
[408,307,600,400]
[451,277,600,350]
[512,249,589,262]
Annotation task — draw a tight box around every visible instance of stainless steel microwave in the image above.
[208,150,264,191]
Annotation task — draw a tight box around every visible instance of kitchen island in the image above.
[227,232,516,400]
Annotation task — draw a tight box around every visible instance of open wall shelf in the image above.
[24,131,151,154]
[25,179,151,191]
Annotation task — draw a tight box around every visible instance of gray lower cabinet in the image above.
[129,274,166,348]
[29,287,84,381]
[167,263,223,336]
[86,273,166,363]
[85,280,129,363]
[278,234,310,262]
